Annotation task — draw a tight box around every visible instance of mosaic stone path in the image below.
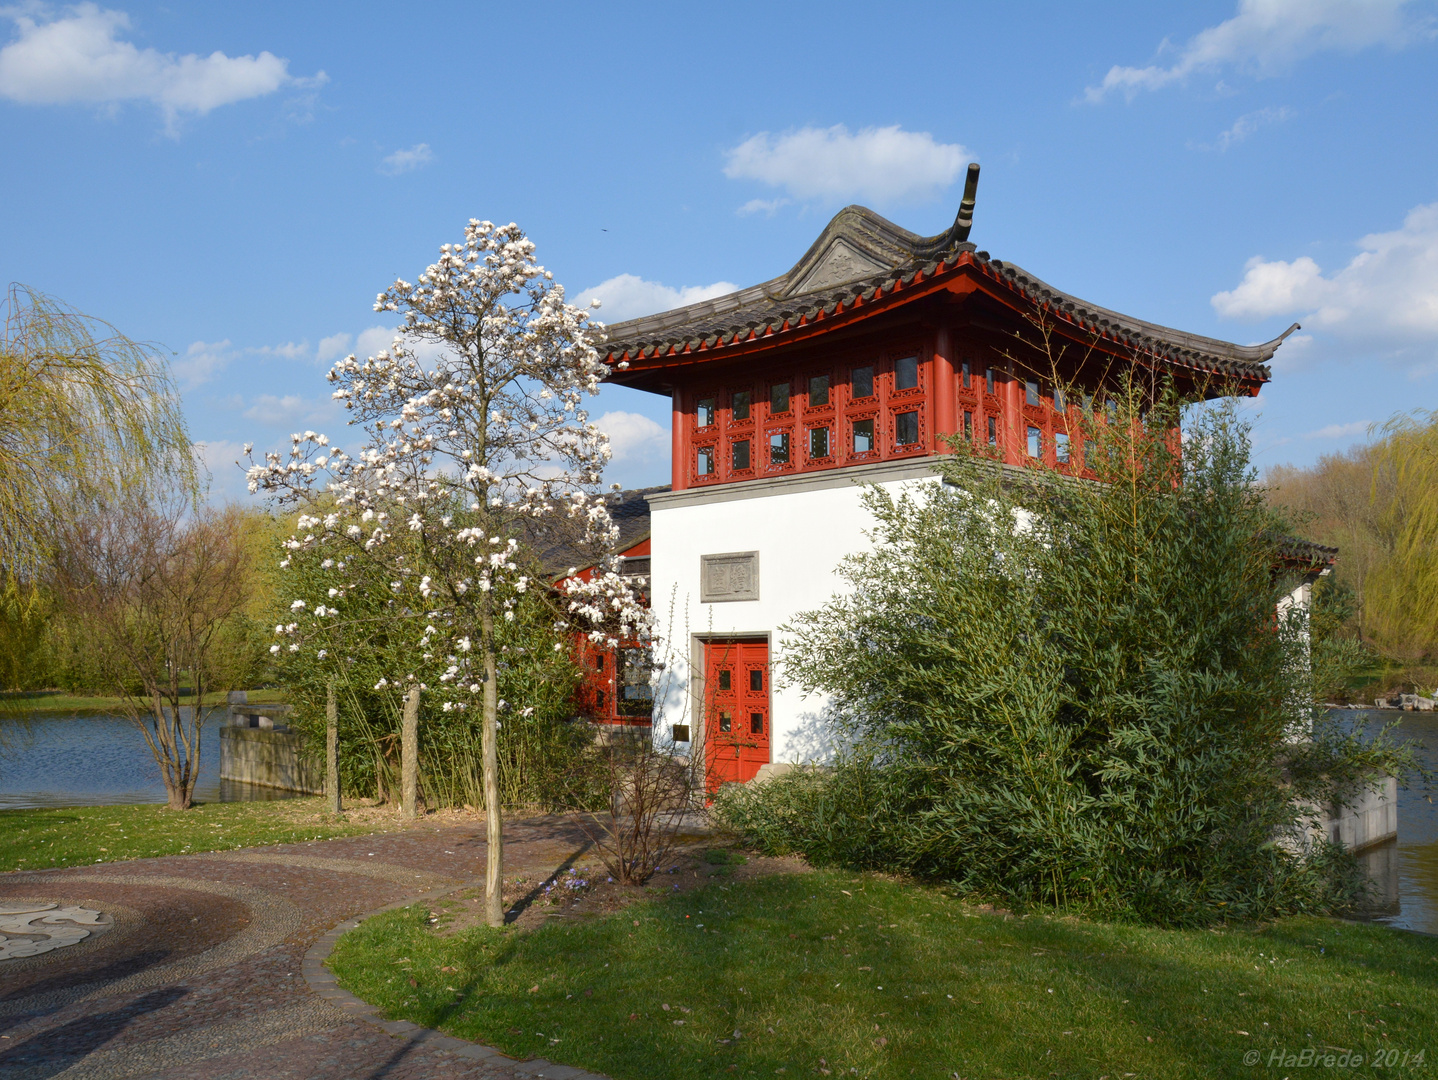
[0,816,611,1080]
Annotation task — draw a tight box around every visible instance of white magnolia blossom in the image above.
[246,218,653,715]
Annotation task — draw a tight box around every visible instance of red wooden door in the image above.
[704,639,770,789]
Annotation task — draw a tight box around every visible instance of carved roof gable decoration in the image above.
[600,163,1298,389]
[787,236,890,296]
[777,174,980,297]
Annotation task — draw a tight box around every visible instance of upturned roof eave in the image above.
[601,252,1288,393]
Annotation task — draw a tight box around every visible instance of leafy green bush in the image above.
[271,511,603,812]
[718,386,1425,926]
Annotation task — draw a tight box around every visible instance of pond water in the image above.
[1340,708,1438,936]
[0,712,300,810]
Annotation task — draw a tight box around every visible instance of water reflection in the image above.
[1333,708,1438,935]
[0,712,301,810]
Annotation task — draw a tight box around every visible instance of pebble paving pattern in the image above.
[0,816,612,1080]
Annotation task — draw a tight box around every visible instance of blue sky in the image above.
[2,0,1435,500]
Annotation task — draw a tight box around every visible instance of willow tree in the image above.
[1369,410,1438,658]
[0,285,195,574]
[0,285,195,702]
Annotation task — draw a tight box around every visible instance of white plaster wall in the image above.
[649,473,939,766]
[1279,574,1318,741]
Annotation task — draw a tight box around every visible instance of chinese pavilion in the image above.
[599,165,1303,786]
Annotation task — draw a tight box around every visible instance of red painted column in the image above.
[1004,360,1023,465]
[932,326,956,453]
[670,387,687,492]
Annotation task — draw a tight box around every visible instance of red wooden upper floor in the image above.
[667,326,1117,490]
[598,166,1299,493]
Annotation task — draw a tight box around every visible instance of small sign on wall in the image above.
[700,551,760,602]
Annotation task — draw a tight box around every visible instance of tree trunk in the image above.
[401,687,419,818]
[183,698,200,810]
[154,697,192,811]
[327,678,342,814]
[481,607,503,927]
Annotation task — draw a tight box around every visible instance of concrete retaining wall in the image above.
[220,725,323,794]
[1322,776,1399,852]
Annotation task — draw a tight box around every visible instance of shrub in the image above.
[717,385,1425,926]
[272,517,601,812]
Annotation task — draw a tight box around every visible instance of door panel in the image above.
[704,638,770,789]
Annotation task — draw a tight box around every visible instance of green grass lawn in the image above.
[0,798,384,871]
[1,688,288,716]
[329,868,1438,1080]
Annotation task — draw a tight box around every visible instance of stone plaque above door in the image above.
[700,551,760,602]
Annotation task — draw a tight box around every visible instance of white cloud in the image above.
[723,124,968,205]
[379,143,433,175]
[594,411,667,467]
[1213,255,1327,320]
[1304,420,1371,439]
[172,338,231,388]
[242,392,339,427]
[193,439,254,501]
[342,322,451,366]
[256,340,309,360]
[354,325,397,357]
[1263,332,1315,373]
[1212,202,1438,346]
[1213,105,1293,150]
[736,197,790,217]
[1085,0,1430,102]
[0,3,325,132]
[575,274,738,324]
[317,331,351,362]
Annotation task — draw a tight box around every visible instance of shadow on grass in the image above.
[503,841,592,925]
[0,810,82,827]
[352,873,1438,1080]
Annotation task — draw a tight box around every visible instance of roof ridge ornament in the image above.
[953,162,980,243]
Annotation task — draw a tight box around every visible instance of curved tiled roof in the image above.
[1274,533,1339,571]
[533,485,666,579]
[600,202,1295,385]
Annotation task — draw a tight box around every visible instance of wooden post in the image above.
[670,388,687,492]
[326,679,341,815]
[401,687,419,819]
[1004,359,1023,466]
[933,324,956,452]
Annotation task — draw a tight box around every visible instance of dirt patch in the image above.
[426,843,811,935]
[272,798,485,831]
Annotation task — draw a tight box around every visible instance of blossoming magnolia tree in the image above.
[247,220,650,926]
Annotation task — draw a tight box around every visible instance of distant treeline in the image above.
[1266,410,1438,667]
[0,507,278,695]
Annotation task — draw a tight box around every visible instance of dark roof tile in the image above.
[599,203,1297,383]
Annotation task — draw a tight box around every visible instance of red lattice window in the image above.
[890,405,926,456]
[764,426,795,474]
[694,391,719,433]
[846,410,881,463]
[767,378,794,420]
[693,443,718,484]
[806,423,835,465]
[805,371,834,412]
